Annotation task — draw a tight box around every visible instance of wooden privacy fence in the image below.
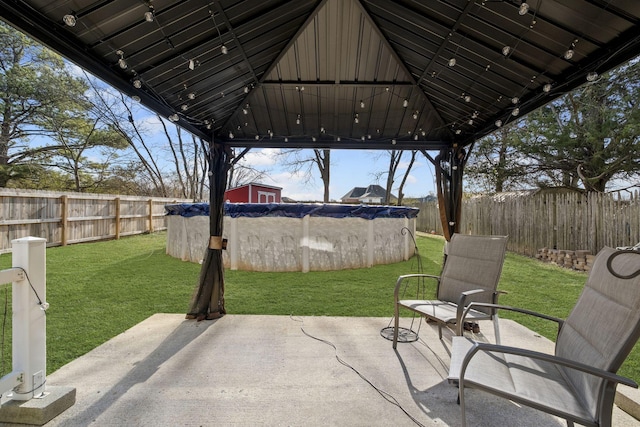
[0,189,191,253]
[415,190,640,257]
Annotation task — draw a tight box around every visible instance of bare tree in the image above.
[279,149,330,202]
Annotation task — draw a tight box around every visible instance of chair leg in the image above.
[393,304,399,349]
[459,386,467,427]
[493,314,501,345]
[438,323,443,340]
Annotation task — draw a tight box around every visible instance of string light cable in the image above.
[290,315,427,427]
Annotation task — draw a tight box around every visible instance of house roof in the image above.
[341,184,394,200]
[226,182,282,191]
[2,1,640,152]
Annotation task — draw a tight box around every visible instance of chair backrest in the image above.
[437,234,508,313]
[556,247,640,419]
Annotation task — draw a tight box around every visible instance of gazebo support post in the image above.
[186,141,231,321]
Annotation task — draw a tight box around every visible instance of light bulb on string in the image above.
[116,50,127,69]
[495,120,503,127]
[448,58,456,67]
[402,99,409,108]
[518,2,529,15]
[228,131,234,139]
[63,14,77,27]
[296,114,301,125]
[221,45,228,54]
[354,114,359,124]
[512,97,519,104]
[144,6,154,22]
[464,95,471,103]
[133,79,142,89]
[412,111,419,120]
[360,100,365,109]
[255,135,259,140]
[188,92,196,100]
[564,49,574,60]
[512,107,520,116]
[168,114,179,122]
[502,46,511,56]
[181,104,188,111]
[543,83,552,93]
[586,71,598,82]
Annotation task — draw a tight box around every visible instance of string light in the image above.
[402,99,409,107]
[586,71,598,81]
[144,5,154,22]
[464,95,471,103]
[168,114,179,122]
[187,92,196,100]
[543,83,552,92]
[518,2,530,15]
[63,14,77,27]
[412,111,419,119]
[116,50,127,69]
[502,46,511,56]
[228,131,234,139]
[512,107,520,116]
[354,114,359,124]
[495,119,503,127]
[181,104,188,111]
[296,114,301,125]
[511,97,519,104]
[448,58,456,67]
[360,100,365,108]
[133,79,142,89]
[564,39,578,60]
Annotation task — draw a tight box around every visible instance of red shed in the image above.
[224,182,282,203]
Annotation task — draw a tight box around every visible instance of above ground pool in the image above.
[165,203,419,272]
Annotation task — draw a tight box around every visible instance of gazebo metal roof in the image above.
[2,0,640,151]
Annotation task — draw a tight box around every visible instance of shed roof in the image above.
[2,0,639,151]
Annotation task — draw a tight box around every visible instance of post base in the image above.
[0,386,75,425]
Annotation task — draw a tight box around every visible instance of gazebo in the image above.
[2,0,640,319]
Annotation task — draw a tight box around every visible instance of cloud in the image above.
[238,148,281,167]
[265,170,323,201]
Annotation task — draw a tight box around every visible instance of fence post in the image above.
[11,236,47,400]
[60,195,68,246]
[148,199,154,233]
[115,197,121,240]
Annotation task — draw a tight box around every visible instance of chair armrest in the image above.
[459,341,638,389]
[455,289,486,331]
[461,302,564,336]
[394,274,440,302]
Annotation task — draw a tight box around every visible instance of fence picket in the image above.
[416,190,640,256]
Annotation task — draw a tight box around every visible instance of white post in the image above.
[301,215,310,273]
[11,236,47,400]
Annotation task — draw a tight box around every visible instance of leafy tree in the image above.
[517,61,640,192]
[466,59,640,193]
[465,126,529,193]
[0,22,89,187]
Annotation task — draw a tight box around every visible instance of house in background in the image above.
[340,184,396,204]
[225,183,282,203]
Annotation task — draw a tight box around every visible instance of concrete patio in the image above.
[38,314,639,426]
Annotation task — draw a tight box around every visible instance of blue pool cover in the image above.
[165,203,419,220]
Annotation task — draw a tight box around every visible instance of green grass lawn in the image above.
[0,231,637,384]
